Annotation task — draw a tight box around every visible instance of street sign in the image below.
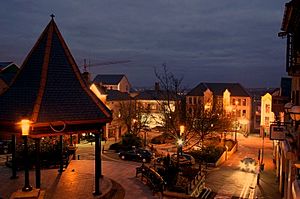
[269,124,287,140]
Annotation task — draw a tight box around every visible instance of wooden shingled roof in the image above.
[0,18,112,136]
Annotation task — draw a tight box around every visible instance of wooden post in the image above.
[35,138,41,188]
[10,134,18,179]
[22,136,32,192]
[58,135,64,173]
[93,132,101,195]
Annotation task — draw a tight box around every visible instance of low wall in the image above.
[215,142,238,167]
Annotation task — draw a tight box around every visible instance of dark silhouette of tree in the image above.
[119,99,152,136]
[185,103,232,150]
[154,64,192,145]
[154,63,232,151]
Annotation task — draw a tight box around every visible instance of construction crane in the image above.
[81,59,131,72]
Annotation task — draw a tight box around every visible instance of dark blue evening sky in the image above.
[0,0,288,88]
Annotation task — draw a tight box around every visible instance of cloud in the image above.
[0,0,288,88]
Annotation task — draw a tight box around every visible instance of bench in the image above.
[136,164,166,195]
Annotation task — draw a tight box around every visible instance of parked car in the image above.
[119,148,152,163]
[240,157,257,173]
[171,153,195,166]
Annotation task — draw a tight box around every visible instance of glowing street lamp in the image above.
[19,119,33,192]
[177,138,184,146]
[20,119,31,136]
[180,125,185,136]
[177,125,185,168]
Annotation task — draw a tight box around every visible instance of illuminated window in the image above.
[237,110,241,117]
[232,99,236,105]
[242,99,246,106]
[266,104,270,113]
[151,104,157,110]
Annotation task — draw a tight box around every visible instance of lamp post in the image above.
[20,119,33,192]
[176,125,185,168]
[232,101,239,143]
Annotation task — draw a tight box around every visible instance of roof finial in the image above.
[50,14,55,20]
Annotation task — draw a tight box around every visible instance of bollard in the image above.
[77,155,80,160]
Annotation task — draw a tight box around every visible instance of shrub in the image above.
[7,137,70,170]
[121,133,142,148]
[150,132,173,144]
[109,142,131,152]
[109,133,142,152]
[188,145,224,164]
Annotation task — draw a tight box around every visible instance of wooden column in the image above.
[58,135,64,173]
[93,132,101,195]
[100,128,103,177]
[35,138,41,188]
[10,134,18,179]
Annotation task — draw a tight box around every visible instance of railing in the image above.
[136,164,166,195]
[186,166,206,197]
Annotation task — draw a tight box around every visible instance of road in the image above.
[205,133,280,199]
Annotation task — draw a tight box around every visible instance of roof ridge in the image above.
[32,19,54,122]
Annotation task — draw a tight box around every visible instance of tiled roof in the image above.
[0,62,13,70]
[0,63,19,85]
[186,83,207,96]
[0,18,111,134]
[107,90,131,101]
[93,74,125,85]
[135,90,180,101]
[187,82,250,97]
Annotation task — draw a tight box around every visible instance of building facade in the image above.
[186,82,252,134]
[277,1,300,198]
[93,74,131,93]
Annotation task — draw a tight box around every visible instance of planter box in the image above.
[214,142,237,167]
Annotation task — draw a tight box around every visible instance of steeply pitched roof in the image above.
[0,63,19,85]
[0,18,111,134]
[187,82,250,97]
[92,84,131,101]
[0,62,13,70]
[107,90,131,101]
[93,74,125,85]
[186,83,207,96]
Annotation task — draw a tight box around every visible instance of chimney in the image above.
[155,82,160,91]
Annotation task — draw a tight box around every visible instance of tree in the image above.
[119,99,152,136]
[154,64,233,151]
[186,103,232,150]
[154,64,193,145]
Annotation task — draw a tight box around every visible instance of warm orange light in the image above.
[177,138,184,146]
[180,125,185,135]
[20,119,32,136]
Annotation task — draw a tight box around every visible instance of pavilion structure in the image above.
[0,15,112,197]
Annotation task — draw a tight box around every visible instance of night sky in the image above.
[0,0,288,89]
